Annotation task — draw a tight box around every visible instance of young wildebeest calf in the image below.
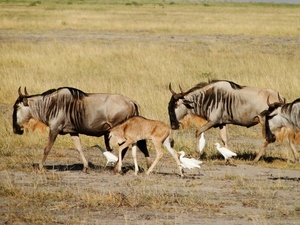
[108,116,183,176]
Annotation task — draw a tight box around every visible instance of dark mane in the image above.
[209,79,244,90]
[187,82,209,93]
[186,79,243,94]
[41,89,57,96]
[41,87,88,99]
[291,98,300,105]
[281,98,300,113]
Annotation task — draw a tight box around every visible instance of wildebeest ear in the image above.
[23,97,29,106]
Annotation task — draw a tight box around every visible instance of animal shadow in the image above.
[268,176,300,181]
[35,162,144,174]
[34,162,99,172]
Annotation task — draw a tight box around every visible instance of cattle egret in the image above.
[214,143,237,165]
[199,132,206,153]
[92,145,118,167]
[178,151,202,169]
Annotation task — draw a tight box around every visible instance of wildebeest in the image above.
[108,116,184,176]
[12,87,150,172]
[260,97,300,162]
[168,79,286,162]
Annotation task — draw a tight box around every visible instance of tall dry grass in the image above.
[1,1,300,224]
[1,0,300,166]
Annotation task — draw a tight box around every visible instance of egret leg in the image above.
[163,136,183,177]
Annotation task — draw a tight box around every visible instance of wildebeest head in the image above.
[260,96,285,143]
[168,83,194,130]
[12,87,31,135]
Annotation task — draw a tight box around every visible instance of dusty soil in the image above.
[0,154,300,225]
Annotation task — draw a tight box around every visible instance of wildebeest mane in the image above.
[185,79,243,95]
[281,98,300,114]
[41,87,88,100]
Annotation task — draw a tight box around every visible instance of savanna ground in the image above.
[1,0,300,224]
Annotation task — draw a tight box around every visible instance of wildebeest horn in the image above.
[266,95,275,108]
[24,87,29,96]
[18,86,23,97]
[169,83,176,95]
[278,92,285,104]
[18,86,29,97]
[267,94,285,109]
[179,85,184,94]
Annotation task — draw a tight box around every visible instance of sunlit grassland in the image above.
[1,1,300,224]
[0,0,300,170]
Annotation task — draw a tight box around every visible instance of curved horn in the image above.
[169,83,176,95]
[24,87,29,96]
[18,86,23,97]
[266,95,272,107]
[179,85,184,94]
[278,92,285,104]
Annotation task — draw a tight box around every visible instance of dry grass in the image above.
[1,0,300,224]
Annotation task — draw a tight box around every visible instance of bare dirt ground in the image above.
[0,151,300,225]
[1,33,300,224]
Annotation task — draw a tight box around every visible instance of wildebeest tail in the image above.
[169,131,175,148]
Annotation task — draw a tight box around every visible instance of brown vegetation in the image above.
[1,1,300,224]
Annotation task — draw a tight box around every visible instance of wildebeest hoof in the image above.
[80,167,89,174]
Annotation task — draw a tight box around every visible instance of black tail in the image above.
[137,140,149,157]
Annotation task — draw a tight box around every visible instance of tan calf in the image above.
[109,116,183,176]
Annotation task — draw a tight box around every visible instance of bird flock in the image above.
[94,131,237,175]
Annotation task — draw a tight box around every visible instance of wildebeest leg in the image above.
[137,140,152,168]
[70,134,89,173]
[104,133,113,151]
[288,135,299,162]
[115,142,131,174]
[220,125,228,148]
[145,140,164,176]
[162,136,184,177]
[40,131,58,170]
[131,143,139,175]
[253,140,269,162]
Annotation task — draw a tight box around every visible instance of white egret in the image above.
[199,132,206,153]
[178,151,202,169]
[214,143,237,165]
[92,145,118,167]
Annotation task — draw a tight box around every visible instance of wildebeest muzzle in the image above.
[13,124,24,135]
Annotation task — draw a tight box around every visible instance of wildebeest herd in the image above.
[12,79,300,175]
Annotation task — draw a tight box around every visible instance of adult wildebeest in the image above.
[12,87,150,172]
[260,97,300,162]
[168,79,286,162]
